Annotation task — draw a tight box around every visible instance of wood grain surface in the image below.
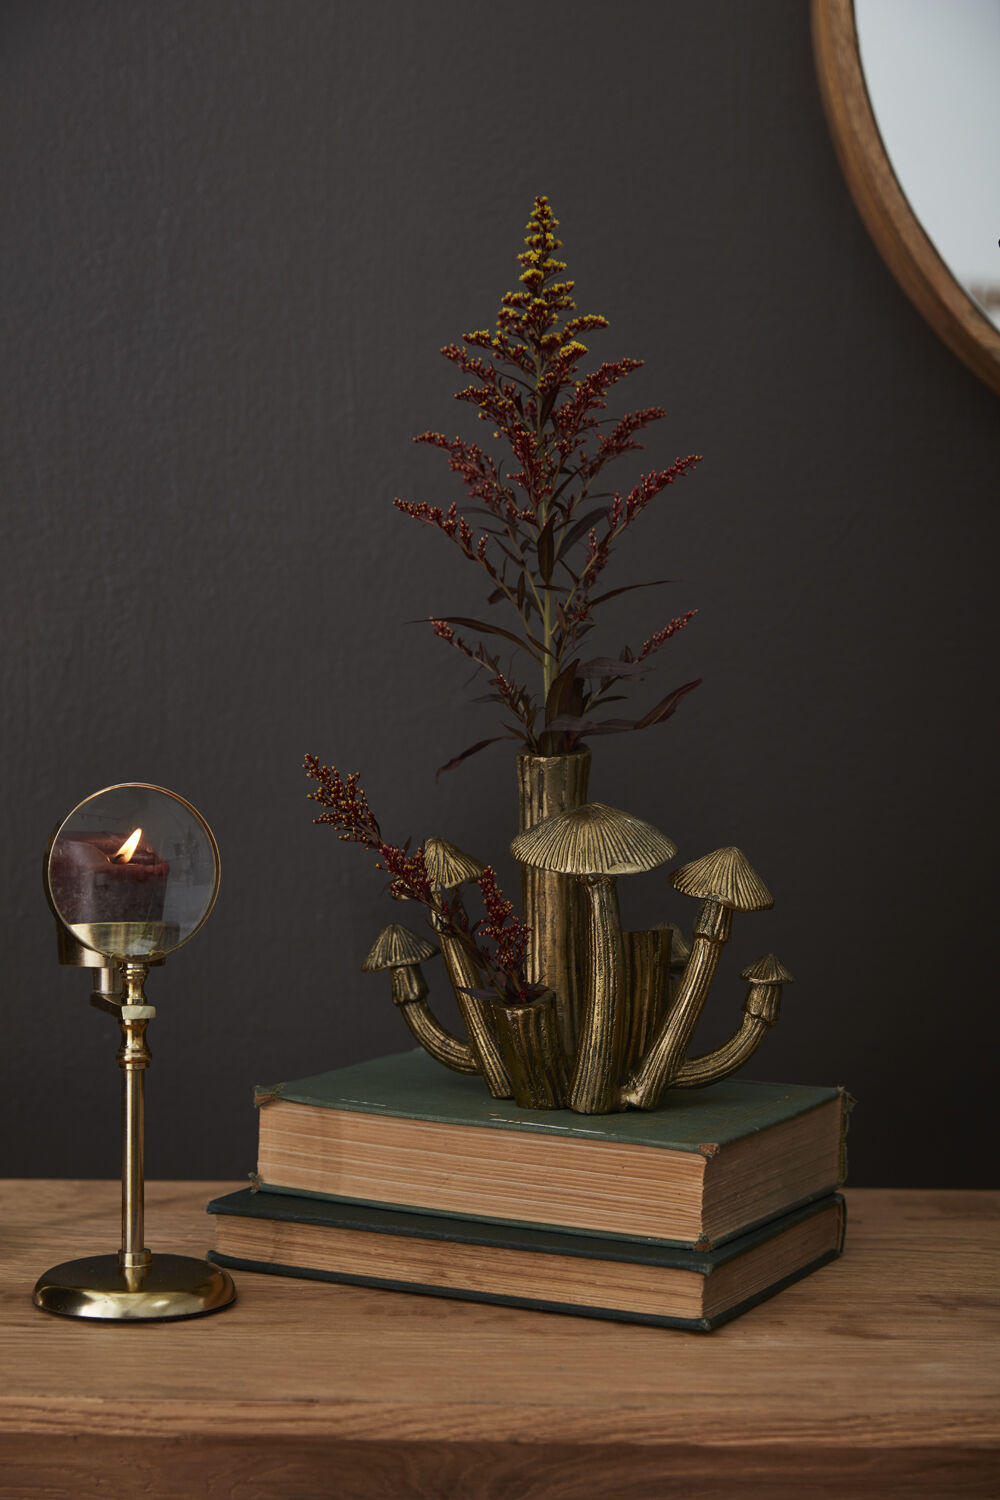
[1,1182,998,1498]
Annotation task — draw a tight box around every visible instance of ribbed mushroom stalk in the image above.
[423,837,512,1099]
[621,848,774,1110]
[674,954,793,1087]
[511,803,676,1114]
[517,748,591,1057]
[361,924,479,1075]
[622,928,672,1075]
[654,921,691,1005]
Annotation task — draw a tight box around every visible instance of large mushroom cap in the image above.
[741,953,794,985]
[670,847,773,910]
[654,920,692,968]
[423,836,485,889]
[361,924,439,972]
[510,802,676,877]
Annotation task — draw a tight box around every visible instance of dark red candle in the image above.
[49,829,170,926]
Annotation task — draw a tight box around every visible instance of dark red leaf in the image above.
[588,579,672,608]
[436,735,510,778]
[539,386,559,427]
[544,657,583,726]
[442,616,537,653]
[495,540,524,566]
[536,514,557,584]
[633,678,702,730]
[458,986,501,1003]
[579,657,650,679]
[545,714,604,734]
[561,506,610,551]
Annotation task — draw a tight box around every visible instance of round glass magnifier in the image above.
[45,783,220,961]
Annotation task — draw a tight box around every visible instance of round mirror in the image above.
[856,0,1000,334]
[46,784,221,960]
[813,0,1000,395]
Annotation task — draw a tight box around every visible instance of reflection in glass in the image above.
[856,0,1000,332]
[46,784,220,959]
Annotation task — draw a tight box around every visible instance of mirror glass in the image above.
[47,783,220,959]
[855,0,1000,332]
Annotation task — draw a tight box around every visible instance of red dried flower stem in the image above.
[303,756,531,998]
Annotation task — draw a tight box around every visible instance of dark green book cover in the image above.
[254,1049,851,1250]
[256,1046,847,1153]
[207,1187,846,1333]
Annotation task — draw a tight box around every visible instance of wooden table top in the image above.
[1,1182,997,1499]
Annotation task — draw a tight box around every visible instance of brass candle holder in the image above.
[33,782,235,1321]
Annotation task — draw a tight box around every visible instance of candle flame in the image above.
[114,828,142,864]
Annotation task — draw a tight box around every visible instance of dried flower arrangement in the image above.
[306,194,699,998]
[305,198,790,1113]
[396,193,701,774]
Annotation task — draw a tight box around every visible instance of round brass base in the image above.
[32,1253,236,1321]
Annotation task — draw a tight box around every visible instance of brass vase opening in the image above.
[490,988,568,1110]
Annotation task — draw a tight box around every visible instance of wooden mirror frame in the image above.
[812,0,1000,396]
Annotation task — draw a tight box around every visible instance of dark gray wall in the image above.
[3,1,997,1188]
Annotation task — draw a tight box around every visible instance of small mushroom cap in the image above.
[654,921,692,968]
[423,836,485,889]
[510,802,677,876]
[361,924,439,972]
[741,953,794,985]
[670,847,774,911]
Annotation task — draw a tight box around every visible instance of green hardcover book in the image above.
[207,1187,846,1333]
[254,1049,851,1249]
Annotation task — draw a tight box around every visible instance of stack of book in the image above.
[207,1049,850,1332]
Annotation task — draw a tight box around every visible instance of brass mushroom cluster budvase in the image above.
[360,753,793,1116]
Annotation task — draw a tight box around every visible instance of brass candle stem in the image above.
[118,962,153,1270]
[33,956,236,1320]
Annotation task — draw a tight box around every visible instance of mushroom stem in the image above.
[431,903,513,1098]
[673,965,788,1087]
[517,749,591,1057]
[620,898,732,1109]
[621,928,673,1076]
[388,964,480,1074]
[568,875,626,1114]
[671,1015,765,1088]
